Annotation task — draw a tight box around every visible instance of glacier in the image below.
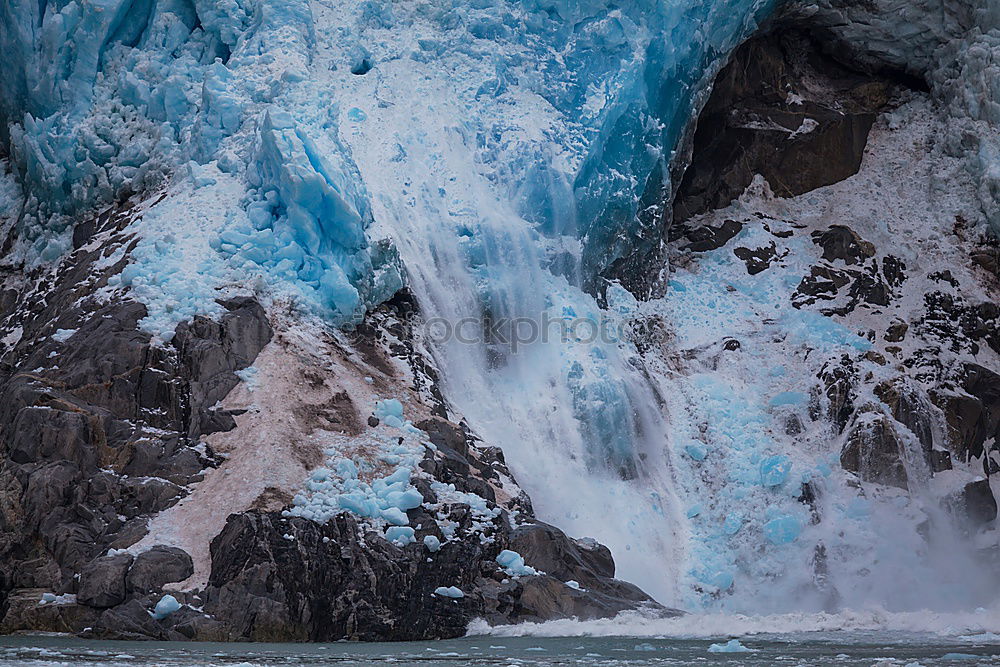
[2,0,1000,618]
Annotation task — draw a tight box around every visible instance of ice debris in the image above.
[433,586,464,599]
[707,639,754,653]
[496,550,540,577]
[151,594,181,620]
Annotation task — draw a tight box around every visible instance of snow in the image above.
[434,586,465,599]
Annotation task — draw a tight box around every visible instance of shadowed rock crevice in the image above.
[673,28,912,223]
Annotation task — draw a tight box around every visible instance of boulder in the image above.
[126,546,194,594]
[77,553,133,608]
[963,480,997,525]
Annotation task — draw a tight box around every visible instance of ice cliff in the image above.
[1,0,1000,634]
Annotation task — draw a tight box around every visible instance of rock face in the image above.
[0,198,668,641]
[203,511,657,642]
[840,413,910,490]
[673,29,899,221]
[0,200,272,624]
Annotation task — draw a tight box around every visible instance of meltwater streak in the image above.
[364,119,686,605]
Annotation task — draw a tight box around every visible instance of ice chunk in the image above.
[385,489,424,512]
[496,549,540,577]
[433,586,464,598]
[151,594,181,620]
[763,515,802,545]
[423,535,442,552]
[375,399,404,420]
[759,455,792,487]
[707,639,754,653]
[380,507,409,526]
[38,592,57,604]
[384,526,415,546]
[684,442,708,461]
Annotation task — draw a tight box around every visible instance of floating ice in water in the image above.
[634,643,656,651]
[423,535,442,552]
[433,586,464,599]
[707,639,754,653]
[151,594,181,620]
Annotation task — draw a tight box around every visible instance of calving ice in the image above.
[0,0,999,649]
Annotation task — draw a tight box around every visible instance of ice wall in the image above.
[0,0,787,604]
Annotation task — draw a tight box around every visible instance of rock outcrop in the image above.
[0,197,669,641]
[673,28,902,222]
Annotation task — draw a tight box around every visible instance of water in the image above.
[3,632,999,666]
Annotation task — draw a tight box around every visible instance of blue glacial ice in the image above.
[151,594,181,620]
[16,0,979,616]
[433,586,465,599]
[496,549,541,577]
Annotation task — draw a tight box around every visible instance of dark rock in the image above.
[840,413,909,490]
[203,510,666,642]
[126,546,194,594]
[812,226,876,265]
[77,553,134,608]
[963,480,997,525]
[930,449,953,473]
[972,248,1000,276]
[93,599,170,640]
[873,379,934,466]
[682,219,744,252]
[815,356,857,433]
[0,589,101,635]
[934,365,1000,463]
[734,242,779,275]
[510,521,618,585]
[674,30,896,220]
[0,197,274,629]
[794,265,854,305]
[885,319,908,342]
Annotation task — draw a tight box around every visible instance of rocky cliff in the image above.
[0,0,998,639]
